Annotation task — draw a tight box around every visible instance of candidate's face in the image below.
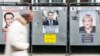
[48,13,53,20]
[83,17,92,29]
[5,14,13,26]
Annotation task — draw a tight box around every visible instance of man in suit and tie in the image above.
[43,12,58,25]
[2,12,14,42]
[5,10,34,56]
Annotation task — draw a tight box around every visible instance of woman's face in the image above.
[5,14,13,26]
[83,17,92,29]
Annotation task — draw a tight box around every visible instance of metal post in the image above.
[29,3,33,56]
[67,4,70,56]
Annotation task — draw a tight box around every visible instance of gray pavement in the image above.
[0,54,100,56]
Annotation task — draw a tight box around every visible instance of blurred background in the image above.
[0,0,100,56]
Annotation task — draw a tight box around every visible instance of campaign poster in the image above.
[79,10,96,43]
[41,9,59,33]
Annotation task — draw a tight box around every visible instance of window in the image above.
[80,0,90,2]
[69,0,77,3]
[38,0,49,3]
[52,0,63,3]
[23,0,31,3]
[32,0,66,3]
[3,0,21,2]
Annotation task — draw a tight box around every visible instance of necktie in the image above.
[49,20,53,25]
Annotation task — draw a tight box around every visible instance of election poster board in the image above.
[32,6,67,45]
[70,5,100,45]
[0,5,29,44]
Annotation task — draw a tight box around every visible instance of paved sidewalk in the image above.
[1,53,100,56]
[33,54,100,56]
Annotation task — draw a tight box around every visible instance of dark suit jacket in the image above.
[79,26,95,33]
[43,20,58,25]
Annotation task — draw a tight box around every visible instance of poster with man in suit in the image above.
[43,12,58,25]
[42,10,59,33]
[2,6,19,42]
